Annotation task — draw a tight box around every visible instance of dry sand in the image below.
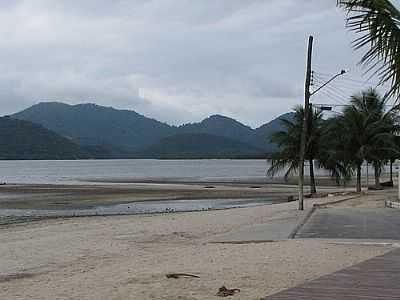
[0,192,394,300]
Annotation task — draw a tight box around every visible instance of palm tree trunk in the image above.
[356,164,362,193]
[309,159,316,194]
[374,162,380,188]
[390,159,393,183]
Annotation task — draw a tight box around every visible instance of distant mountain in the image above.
[12,102,175,154]
[139,133,265,159]
[254,112,294,151]
[0,117,90,160]
[177,113,294,152]
[179,115,255,145]
[12,102,293,158]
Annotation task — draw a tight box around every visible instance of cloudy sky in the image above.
[0,0,390,127]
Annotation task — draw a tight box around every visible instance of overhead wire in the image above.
[313,71,380,85]
[311,75,350,105]
[316,89,348,105]
[315,69,400,114]
[311,70,389,108]
[323,87,350,103]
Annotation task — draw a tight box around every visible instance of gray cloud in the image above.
[0,0,385,127]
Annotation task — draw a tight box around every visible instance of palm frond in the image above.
[338,0,400,99]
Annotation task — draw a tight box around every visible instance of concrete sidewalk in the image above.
[296,207,400,240]
[211,212,309,243]
[211,205,400,243]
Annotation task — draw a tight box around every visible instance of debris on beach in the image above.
[216,286,240,297]
[166,273,200,279]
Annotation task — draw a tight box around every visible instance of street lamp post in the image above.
[298,56,347,210]
[310,69,347,97]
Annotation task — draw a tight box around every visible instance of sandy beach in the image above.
[3,0,400,297]
[0,187,396,300]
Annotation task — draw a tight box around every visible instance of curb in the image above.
[314,195,362,208]
[288,205,317,239]
[288,195,362,239]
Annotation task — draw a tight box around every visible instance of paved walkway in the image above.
[211,219,299,243]
[262,248,400,299]
[296,208,400,240]
[210,208,309,243]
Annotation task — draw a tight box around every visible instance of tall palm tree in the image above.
[267,105,323,194]
[350,88,399,187]
[337,0,400,99]
[323,88,399,192]
[318,118,353,186]
[330,107,366,192]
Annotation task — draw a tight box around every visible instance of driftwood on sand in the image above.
[166,273,200,279]
[216,286,240,297]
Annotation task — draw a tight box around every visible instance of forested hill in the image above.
[0,117,90,159]
[12,102,294,158]
[138,133,265,159]
[12,102,175,153]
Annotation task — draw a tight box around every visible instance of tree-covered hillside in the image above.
[138,133,265,159]
[12,102,294,158]
[13,102,176,153]
[0,117,89,159]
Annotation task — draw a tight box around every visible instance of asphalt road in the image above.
[296,208,400,240]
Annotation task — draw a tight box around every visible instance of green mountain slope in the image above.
[12,102,293,158]
[0,117,89,159]
[12,102,176,153]
[179,115,255,144]
[254,112,294,151]
[138,133,265,159]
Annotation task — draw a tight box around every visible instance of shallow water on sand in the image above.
[0,198,279,218]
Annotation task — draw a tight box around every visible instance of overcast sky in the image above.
[0,0,392,127]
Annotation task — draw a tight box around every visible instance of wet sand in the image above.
[0,179,351,211]
[0,183,296,210]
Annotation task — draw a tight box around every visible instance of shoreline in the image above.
[0,181,352,218]
[0,182,300,210]
[0,198,283,220]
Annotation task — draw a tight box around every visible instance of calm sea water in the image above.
[0,159,274,184]
[0,159,383,185]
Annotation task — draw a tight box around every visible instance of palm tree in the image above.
[267,105,323,194]
[318,118,353,186]
[323,88,399,192]
[350,88,399,187]
[329,107,366,192]
[337,0,400,99]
